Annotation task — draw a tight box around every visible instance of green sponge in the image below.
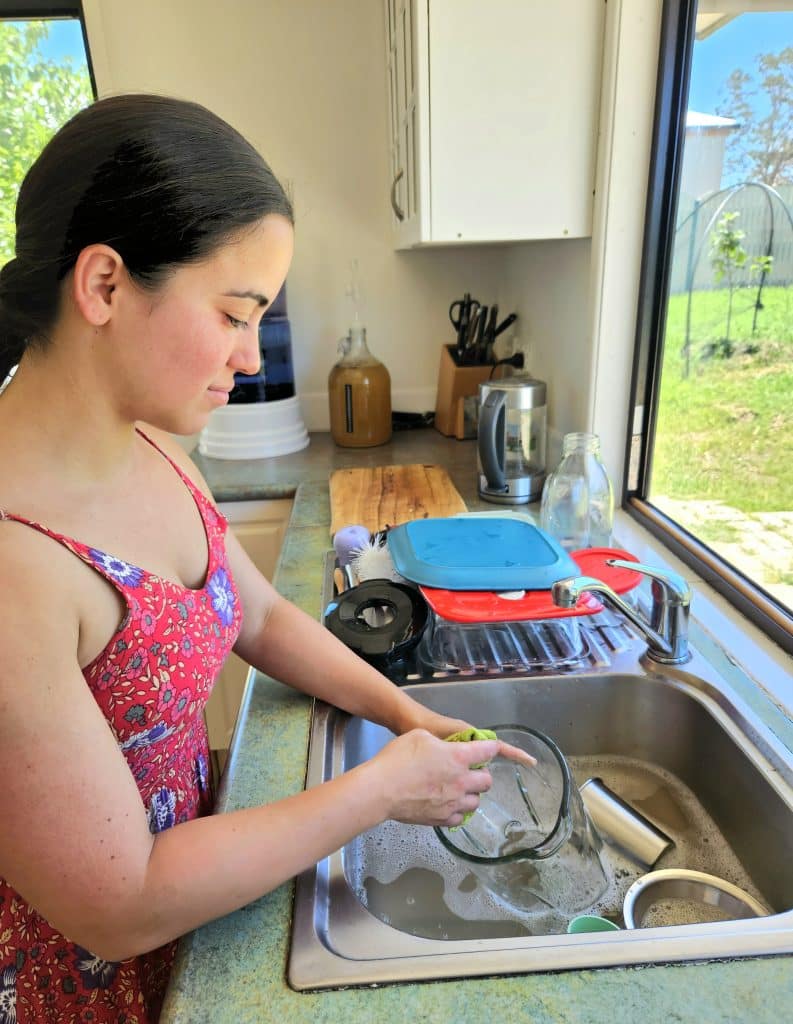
[444,727,497,758]
[444,727,498,827]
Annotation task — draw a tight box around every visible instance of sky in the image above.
[689,12,793,117]
[27,17,86,64]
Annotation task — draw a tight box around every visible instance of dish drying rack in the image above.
[323,552,638,684]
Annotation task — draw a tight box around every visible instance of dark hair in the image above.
[0,93,294,380]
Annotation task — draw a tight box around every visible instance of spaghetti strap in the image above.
[0,505,83,545]
[0,429,224,592]
[135,426,216,513]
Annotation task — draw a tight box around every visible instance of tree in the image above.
[704,211,774,363]
[708,211,746,357]
[0,21,92,262]
[717,46,793,187]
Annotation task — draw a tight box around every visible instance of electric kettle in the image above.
[477,377,547,504]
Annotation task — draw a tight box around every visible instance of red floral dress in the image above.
[0,431,243,1024]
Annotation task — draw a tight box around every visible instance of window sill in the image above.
[613,509,793,720]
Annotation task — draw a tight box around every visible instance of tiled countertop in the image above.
[161,431,793,1023]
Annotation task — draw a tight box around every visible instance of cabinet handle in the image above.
[390,169,405,221]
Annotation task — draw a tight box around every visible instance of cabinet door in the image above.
[385,0,429,247]
[204,500,292,758]
[427,0,604,242]
[384,0,605,245]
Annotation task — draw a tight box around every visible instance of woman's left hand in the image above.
[392,702,536,769]
[395,704,470,740]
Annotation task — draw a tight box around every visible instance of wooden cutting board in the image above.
[329,464,467,536]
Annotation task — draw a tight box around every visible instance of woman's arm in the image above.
[226,531,465,736]
[146,429,467,737]
[151,430,527,745]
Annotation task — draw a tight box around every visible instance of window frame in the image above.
[0,0,97,96]
[623,0,793,656]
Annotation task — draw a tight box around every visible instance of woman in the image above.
[0,94,530,1024]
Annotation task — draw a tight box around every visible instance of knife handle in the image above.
[494,312,517,338]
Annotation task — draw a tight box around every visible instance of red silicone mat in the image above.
[419,548,642,623]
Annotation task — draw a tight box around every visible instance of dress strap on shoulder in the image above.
[0,507,63,537]
[135,426,193,485]
[135,427,217,515]
[0,507,145,594]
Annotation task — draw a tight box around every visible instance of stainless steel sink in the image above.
[289,554,793,989]
[289,649,793,990]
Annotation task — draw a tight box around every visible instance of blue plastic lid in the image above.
[387,518,579,590]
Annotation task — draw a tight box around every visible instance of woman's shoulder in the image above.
[0,510,84,653]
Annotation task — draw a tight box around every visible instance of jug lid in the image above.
[480,376,546,407]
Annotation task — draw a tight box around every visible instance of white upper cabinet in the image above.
[384,0,606,247]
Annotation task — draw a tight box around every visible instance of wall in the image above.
[495,237,593,467]
[82,0,510,429]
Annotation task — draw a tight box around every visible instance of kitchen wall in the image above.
[496,238,593,465]
[82,0,661,491]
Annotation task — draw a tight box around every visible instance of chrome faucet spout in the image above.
[551,560,692,665]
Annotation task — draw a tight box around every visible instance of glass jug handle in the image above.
[478,390,508,492]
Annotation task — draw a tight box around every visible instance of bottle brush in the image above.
[351,537,405,584]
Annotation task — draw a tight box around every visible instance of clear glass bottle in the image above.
[540,432,614,550]
[328,324,392,447]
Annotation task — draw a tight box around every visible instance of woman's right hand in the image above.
[368,729,505,828]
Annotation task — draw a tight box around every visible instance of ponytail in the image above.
[0,256,58,380]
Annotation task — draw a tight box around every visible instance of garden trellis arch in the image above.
[675,181,793,377]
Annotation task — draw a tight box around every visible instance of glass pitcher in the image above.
[435,726,607,919]
[540,432,615,550]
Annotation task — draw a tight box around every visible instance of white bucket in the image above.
[198,397,309,460]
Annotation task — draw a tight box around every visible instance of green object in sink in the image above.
[444,727,498,745]
[445,727,497,826]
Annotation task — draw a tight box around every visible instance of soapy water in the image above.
[345,754,770,938]
[641,899,736,928]
[570,755,770,923]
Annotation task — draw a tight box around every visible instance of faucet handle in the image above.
[606,559,692,607]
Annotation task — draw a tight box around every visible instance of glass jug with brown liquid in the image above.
[328,324,392,447]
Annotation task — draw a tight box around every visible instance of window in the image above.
[0,2,95,262]
[627,0,793,654]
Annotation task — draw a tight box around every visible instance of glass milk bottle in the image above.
[540,432,615,550]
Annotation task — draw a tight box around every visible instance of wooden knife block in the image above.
[434,344,495,439]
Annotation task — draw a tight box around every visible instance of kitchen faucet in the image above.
[552,560,692,665]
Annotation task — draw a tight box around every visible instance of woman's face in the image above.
[111,214,294,435]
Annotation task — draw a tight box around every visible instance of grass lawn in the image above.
[651,285,793,514]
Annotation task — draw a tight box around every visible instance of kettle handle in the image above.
[478,389,507,492]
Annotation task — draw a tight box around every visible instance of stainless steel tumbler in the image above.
[580,777,674,868]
